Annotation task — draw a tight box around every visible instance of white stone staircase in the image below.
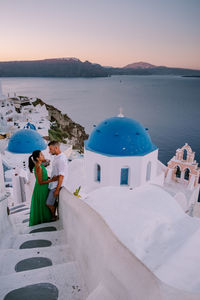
[0,204,88,300]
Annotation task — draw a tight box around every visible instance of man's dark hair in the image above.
[48,141,60,147]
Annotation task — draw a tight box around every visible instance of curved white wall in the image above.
[59,188,200,300]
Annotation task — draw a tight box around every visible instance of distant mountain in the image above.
[0,58,109,78]
[123,62,156,69]
[107,63,200,76]
[0,58,200,77]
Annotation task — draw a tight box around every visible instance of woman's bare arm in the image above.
[35,166,57,185]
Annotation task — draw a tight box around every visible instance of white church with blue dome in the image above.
[4,128,48,204]
[84,116,164,192]
[8,128,46,154]
[5,127,47,171]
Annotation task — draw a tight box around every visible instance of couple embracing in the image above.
[28,141,68,226]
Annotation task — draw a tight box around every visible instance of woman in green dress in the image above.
[28,150,57,226]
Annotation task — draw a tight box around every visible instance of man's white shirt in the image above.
[49,152,68,190]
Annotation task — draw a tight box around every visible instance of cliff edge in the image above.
[32,98,89,152]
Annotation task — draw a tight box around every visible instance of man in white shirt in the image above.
[46,141,68,219]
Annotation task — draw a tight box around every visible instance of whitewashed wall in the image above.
[59,188,200,300]
[84,149,160,192]
[0,154,12,237]
[24,171,35,203]
[187,187,200,213]
[12,169,22,204]
[0,154,5,195]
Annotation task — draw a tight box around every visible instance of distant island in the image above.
[182,75,200,78]
[0,58,109,78]
[109,61,200,77]
[0,58,200,78]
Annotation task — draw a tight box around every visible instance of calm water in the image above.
[1,75,200,165]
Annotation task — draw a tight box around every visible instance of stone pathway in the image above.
[0,204,88,300]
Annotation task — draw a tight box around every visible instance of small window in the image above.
[184,168,190,180]
[96,164,101,182]
[176,166,181,178]
[146,162,151,181]
[120,168,129,185]
[183,149,187,160]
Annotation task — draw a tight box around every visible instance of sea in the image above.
[1,75,200,165]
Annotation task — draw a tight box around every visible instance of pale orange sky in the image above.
[0,0,200,69]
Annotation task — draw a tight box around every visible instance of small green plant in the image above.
[73,186,81,197]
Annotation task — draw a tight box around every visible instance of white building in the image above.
[84,116,165,193]
[5,128,48,204]
[0,154,5,196]
[63,115,200,296]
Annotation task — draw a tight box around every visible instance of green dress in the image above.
[29,164,52,226]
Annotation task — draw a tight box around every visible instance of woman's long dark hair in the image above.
[28,150,41,173]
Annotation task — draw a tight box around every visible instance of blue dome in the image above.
[8,129,47,154]
[85,117,157,156]
[24,122,36,130]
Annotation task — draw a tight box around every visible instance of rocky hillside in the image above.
[0,58,109,78]
[32,98,88,152]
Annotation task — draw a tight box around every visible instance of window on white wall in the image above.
[96,164,101,182]
[120,168,129,185]
[146,162,151,181]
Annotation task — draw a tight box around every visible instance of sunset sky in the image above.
[0,0,200,69]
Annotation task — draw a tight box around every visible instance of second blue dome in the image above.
[8,129,47,154]
[85,117,157,156]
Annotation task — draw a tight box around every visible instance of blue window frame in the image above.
[120,168,129,185]
[96,164,101,182]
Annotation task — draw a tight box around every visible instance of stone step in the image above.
[13,219,63,235]
[8,206,30,226]
[2,204,88,299]
[4,282,59,300]
[8,207,64,235]
[0,262,88,300]
[9,204,27,212]
[0,244,74,277]
[0,229,67,249]
[10,207,29,215]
